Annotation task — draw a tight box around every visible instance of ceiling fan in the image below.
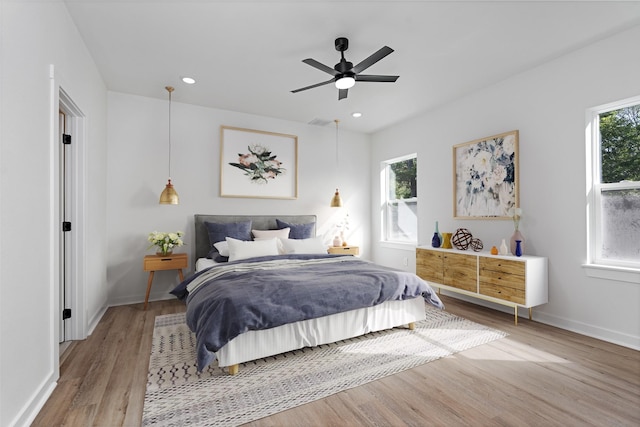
[291,37,399,100]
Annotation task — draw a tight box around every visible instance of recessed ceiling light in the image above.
[181,77,196,85]
[351,112,362,118]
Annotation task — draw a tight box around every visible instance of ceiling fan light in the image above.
[335,76,355,89]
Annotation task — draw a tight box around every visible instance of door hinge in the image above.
[62,221,72,232]
[62,134,71,145]
[62,308,72,320]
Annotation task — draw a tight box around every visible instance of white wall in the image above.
[0,1,108,426]
[371,24,640,349]
[106,92,371,305]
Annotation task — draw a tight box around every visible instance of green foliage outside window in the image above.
[390,158,417,199]
[600,105,640,183]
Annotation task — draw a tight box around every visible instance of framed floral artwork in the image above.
[220,126,298,199]
[453,130,519,219]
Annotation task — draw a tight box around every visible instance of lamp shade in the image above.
[330,188,343,207]
[159,179,179,204]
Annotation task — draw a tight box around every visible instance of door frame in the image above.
[55,84,87,343]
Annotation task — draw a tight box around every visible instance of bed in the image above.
[171,214,444,375]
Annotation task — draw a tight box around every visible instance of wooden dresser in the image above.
[416,247,548,324]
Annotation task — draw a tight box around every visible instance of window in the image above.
[382,154,417,243]
[588,98,640,272]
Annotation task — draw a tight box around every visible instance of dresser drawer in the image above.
[416,248,444,283]
[143,253,188,271]
[328,246,359,256]
[479,258,525,304]
[443,252,477,292]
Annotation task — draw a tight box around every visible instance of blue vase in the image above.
[435,221,442,244]
[515,240,523,257]
[431,232,441,248]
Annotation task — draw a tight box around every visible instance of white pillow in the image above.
[226,237,280,262]
[213,240,229,256]
[252,227,290,240]
[280,236,327,254]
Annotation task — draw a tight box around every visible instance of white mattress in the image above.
[216,297,426,367]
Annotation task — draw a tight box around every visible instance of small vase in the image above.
[434,221,442,245]
[156,249,173,256]
[490,246,498,255]
[499,239,509,255]
[431,232,441,248]
[515,240,523,257]
[333,235,342,247]
[340,230,347,246]
[441,232,453,249]
[510,229,525,255]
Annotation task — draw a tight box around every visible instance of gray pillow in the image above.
[204,221,252,260]
[276,219,315,239]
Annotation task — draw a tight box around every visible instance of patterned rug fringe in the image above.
[143,306,507,426]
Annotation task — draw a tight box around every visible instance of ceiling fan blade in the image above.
[338,88,348,100]
[355,74,399,83]
[352,46,394,74]
[302,58,338,76]
[291,78,335,93]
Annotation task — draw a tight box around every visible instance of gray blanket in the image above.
[171,254,444,371]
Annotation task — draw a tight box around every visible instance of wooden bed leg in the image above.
[228,364,239,375]
[408,322,415,330]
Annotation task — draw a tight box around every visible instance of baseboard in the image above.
[87,304,108,336]
[8,373,57,427]
[108,292,175,308]
[534,311,640,351]
[441,291,640,350]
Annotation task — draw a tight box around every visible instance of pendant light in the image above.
[159,86,179,204]
[330,119,343,207]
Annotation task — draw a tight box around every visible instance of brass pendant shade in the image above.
[159,86,179,204]
[159,179,179,204]
[330,188,343,207]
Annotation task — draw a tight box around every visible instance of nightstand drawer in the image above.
[328,246,359,256]
[143,253,188,271]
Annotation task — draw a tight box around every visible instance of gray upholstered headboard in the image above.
[194,214,317,260]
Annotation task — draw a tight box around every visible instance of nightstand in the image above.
[143,253,188,310]
[328,246,360,256]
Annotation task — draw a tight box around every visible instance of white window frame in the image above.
[584,96,640,284]
[381,153,417,246]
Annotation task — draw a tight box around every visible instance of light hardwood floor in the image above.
[33,296,640,426]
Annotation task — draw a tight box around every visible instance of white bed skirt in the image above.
[215,297,426,367]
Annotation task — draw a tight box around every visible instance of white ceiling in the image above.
[65,0,640,134]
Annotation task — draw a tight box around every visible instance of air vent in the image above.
[308,118,332,127]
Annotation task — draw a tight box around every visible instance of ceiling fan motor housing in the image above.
[335,37,349,52]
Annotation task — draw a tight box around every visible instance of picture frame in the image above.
[453,130,519,219]
[220,126,298,199]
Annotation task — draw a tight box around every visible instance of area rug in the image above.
[142,307,507,426]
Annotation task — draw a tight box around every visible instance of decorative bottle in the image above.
[431,232,441,248]
[515,240,523,257]
[434,221,442,245]
[510,229,525,256]
[499,239,509,255]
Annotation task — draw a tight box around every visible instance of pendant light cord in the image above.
[335,119,339,169]
[166,86,174,181]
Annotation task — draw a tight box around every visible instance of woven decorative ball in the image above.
[470,238,483,252]
[451,228,473,250]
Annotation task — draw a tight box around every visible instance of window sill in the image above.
[379,241,417,251]
[582,263,640,284]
